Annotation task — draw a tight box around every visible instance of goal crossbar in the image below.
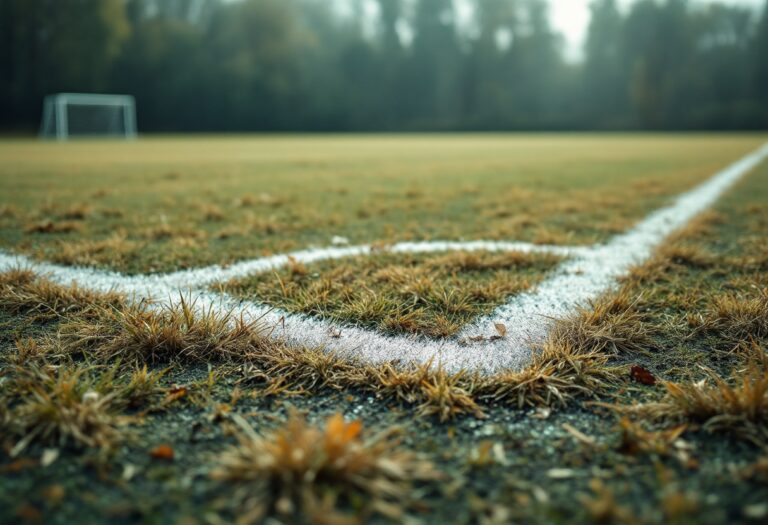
[40,93,138,140]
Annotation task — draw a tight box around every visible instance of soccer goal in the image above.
[40,93,137,140]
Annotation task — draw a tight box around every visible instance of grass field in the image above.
[1,134,768,524]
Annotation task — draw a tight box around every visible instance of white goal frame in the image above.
[40,93,137,140]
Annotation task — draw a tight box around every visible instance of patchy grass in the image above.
[219,250,561,338]
[1,139,768,524]
[0,135,764,274]
[212,411,440,523]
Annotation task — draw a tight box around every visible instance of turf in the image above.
[0,134,764,273]
[1,134,768,525]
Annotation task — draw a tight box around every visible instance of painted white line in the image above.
[1,144,766,373]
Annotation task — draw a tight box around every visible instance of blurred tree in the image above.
[584,0,628,127]
[0,0,765,132]
[754,1,768,112]
[0,0,129,130]
[405,0,463,127]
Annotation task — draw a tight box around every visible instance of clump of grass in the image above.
[579,479,633,525]
[692,289,768,343]
[368,363,486,421]
[1,364,124,456]
[0,269,124,320]
[48,233,140,268]
[617,417,687,458]
[58,296,267,365]
[212,411,440,523]
[549,290,653,356]
[201,204,225,222]
[61,203,92,220]
[621,364,768,445]
[479,339,620,408]
[24,220,82,234]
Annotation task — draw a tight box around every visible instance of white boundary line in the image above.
[1,144,766,373]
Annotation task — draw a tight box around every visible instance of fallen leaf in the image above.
[165,386,188,402]
[630,365,656,385]
[494,323,507,337]
[149,445,174,461]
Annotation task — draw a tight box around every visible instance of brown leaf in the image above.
[149,444,174,461]
[165,386,188,402]
[630,365,656,386]
[494,323,507,337]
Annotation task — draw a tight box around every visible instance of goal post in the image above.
[40,93,138,140]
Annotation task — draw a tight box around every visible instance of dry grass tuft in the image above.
[24,220,82,234]
[58,296,267,365]
[621,363,768,445]
[480,339,620,408]
[49,233,140,268]
[549,290,653,356]
[369,363,486,421]
[617,418,687,458]
[61,203,92,220]
[579,478,633,525]
[1,364,124,455]
[211,411,440,523]
[692,289,768,343]
[0,269,124,320]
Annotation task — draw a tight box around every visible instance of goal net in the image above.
[40,93,137,140]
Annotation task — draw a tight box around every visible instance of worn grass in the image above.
[1,137,768,524]
[219,250,561,337]
[0,134,764,274]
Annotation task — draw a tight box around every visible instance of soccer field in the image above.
[1,134,768,524]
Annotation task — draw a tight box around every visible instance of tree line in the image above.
[1,0,766,132]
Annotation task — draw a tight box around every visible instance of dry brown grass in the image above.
[620,363,768,445]
[579,478,634,525]
[48,233,141,268]
[24,220,82,234]
[548,290,653,356]
[479,339,620,408]
[0,364,125,456]
[691,289,768,343]
[0,269,124,320]
[617,418,688,460]
[57,296,266,365]
[5,271,623,421]
[211,411,440,523]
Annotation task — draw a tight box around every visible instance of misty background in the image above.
[1,0,767,132]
